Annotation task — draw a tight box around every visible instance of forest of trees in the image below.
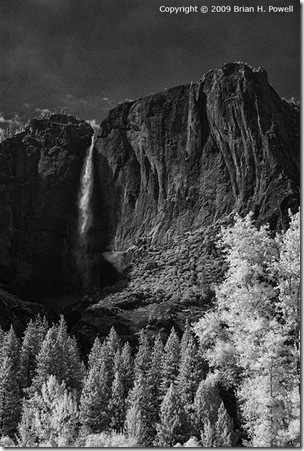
[0,211,300,447]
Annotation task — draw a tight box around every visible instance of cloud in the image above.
[0,113,26,141]
[35,108,52,115]
[0,113,23,126]
[86,119,100,132]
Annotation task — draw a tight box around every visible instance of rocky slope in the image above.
[0,63,300,341]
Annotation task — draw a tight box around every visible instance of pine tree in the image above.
[180,320,192,353]
[155,382,188,447]
[201,419,214,447]
[79,360,111,434]
[87,336,103,371]
[124,372,154,446]
[213,401,234,447]
[133,329,152,380]
[102,328,121,371]
[0,325,20,368]
[55,316,85,393]
[120,341,134,397]
[177,331,202,407]
[147,334,164,433]
[0,356,21,437]
[160,328,180,396]
[105,327,121,354]
[109,369,126,432]
[19,315,48,393]
[30,317,84,396]
[0,326,21,437]
[124,403,146,446]
[29,325,59,394]
[97,327,122,393]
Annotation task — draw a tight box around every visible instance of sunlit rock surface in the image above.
[94,63,299,252]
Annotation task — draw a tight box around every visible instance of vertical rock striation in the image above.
[94,63,299,251]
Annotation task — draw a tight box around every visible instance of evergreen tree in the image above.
[98,327,122,392]
[120,341,134,397]
[160,328,180,396]
[177,331,203,407]
[201,419,214,447]
[30,317,84,396]
[102,328,121,372]
[155,382,188,447]
[133,329,152,380]
[79,360,111,434]
[124,403,146,446]
[105,327,122,355]
[147,335,164,432]
[213,401,234,447]
[0,326,21,437]
[0,356,21,437]
[180,320,192,354]
[109,369,126,432]
[113,348,121,373]
[19,315,48,393]
[87,336,103,371]
[0,325,20,369]
[124,372,154,446]
[80,330,124,435]
[29,325,59,394]
[54,316,85,393]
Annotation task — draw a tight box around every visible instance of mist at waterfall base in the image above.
[75,136,120,294]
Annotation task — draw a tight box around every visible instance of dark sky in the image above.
[0,0,300,129]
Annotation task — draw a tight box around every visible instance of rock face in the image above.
[94,63,299,252]
[0,114,93,299]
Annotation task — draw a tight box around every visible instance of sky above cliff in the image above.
[0,0,300,130]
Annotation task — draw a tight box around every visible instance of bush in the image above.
[84,432,138,447]
[183,437,200,447]
[0,436,16,447]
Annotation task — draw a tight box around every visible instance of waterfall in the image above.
[78,135,95,247]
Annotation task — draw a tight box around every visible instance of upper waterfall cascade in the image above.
[79,135,95,244]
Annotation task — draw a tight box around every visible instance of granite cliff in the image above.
[0,63,300,342]
[0,114,93,300]
[93,62,299,257]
